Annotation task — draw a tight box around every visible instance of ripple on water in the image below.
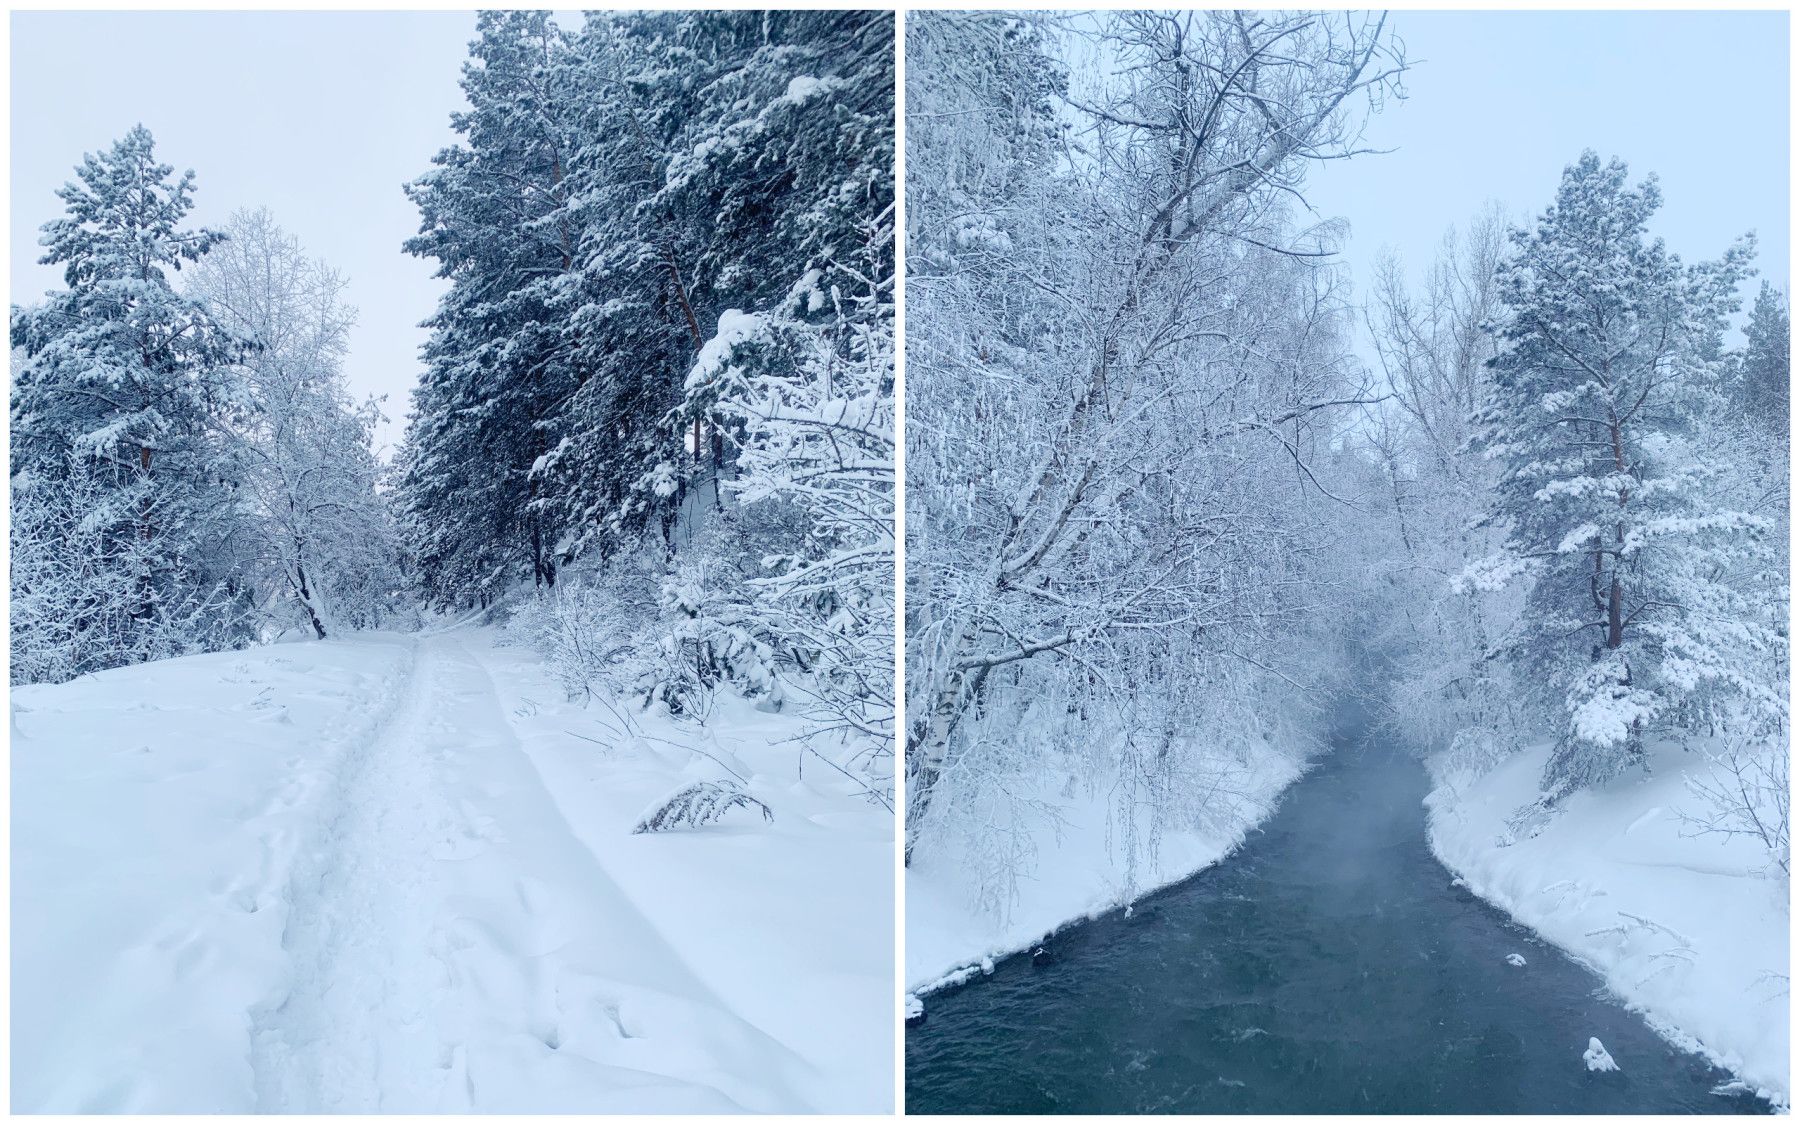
[905,724,1774,1115]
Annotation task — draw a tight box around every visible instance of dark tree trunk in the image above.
[295,562,327,640]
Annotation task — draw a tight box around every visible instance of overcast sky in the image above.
[1306,9,1789,343]
[11,10,1791,459]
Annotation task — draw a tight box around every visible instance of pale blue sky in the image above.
[10,10,1791,457]
[1306,9,1789,343]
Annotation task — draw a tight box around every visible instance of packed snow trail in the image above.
[13,628,890,1112]
[249,633,812,1111]
[904,697,1771,1114]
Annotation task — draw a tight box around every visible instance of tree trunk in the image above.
[1606,413,1629,650]
[295,562,327,640]
[532,517,548,588]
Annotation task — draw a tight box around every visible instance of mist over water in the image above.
[905,702,1770,1114]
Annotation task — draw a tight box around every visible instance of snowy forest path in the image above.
[246,630,816,1112]
[905,699,1772,1113]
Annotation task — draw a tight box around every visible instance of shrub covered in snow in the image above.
[632,778,774,834]
[1681,734,1790,877]
[11,457,248,684]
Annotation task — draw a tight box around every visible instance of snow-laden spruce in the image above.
[10,127,251,681]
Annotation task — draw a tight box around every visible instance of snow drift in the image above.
[1426,740,1788,1106]
[12,628,892,1112]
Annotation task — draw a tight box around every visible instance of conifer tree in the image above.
[11,126,251,674]
[1465,152,1778,798]
[399,11,580,606]
[1735,280,1789,438]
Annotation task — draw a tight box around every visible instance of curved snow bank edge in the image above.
[1423,750,1789,1112]
[906,755,1309,1003]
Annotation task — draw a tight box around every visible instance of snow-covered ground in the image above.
[12,626,892,1113]
[905,744,1303,996]
[1426,740,1789,1107]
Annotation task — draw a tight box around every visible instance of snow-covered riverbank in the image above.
[12,626,892,1112]
[905,742,1304,996]
[1425,740,1789,1107]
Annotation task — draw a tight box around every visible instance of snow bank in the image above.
[12,628,893,1112]
[906,744,1303,994]
[12,637,415,1112]
[1425,740,1788,1106]
[467,630,894,1112]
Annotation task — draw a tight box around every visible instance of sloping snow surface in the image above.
[1426,741,1787,1106]
[12,627,891,1112]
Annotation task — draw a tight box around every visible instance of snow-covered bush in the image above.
[505,558,662,703]
[631,778,773,834]
[676,223,896,788]
[647,558,781,720]
[1681,735,1790,878]
[11,458,246,685]
[508,534,784,721]
[911,732,1055,922]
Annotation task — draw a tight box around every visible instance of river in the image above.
[905,703,1770,1114]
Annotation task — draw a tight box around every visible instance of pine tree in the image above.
[532,12,702,555]
[646,11,897,777]
[399,11,581,607]
[1735,281,1789,439]
[1465,152,1777,799]
[395,12,898,795]
[535,12,896,558]
[401,11,896,569]
[11,126,251,676]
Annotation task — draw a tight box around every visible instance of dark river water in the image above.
[905,704,1771,1114]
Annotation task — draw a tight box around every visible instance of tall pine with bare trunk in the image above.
[1464,152,1779,801]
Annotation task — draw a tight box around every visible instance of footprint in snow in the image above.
[151,928,214,981]
[601,1001,636,1039]
[513,876,549,917]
